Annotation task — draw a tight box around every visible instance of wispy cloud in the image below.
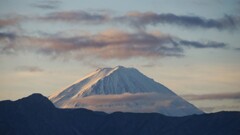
[60,93,194,115]
[182,92,240,101]
[200,105,240,112]
[0,17,21,28]
[179,40,226,48]
[15,66,44,72]
[116,12,240,30]
[1,10,239,31]
[39,10,109,24]
[0,32,17,53]
[234,47,240,51]
[34,10,240,30]
[0,29,227,60]
[31,0,61,10]
[0,32,16,40]
[0,10,230,60]
[141,63,158,68]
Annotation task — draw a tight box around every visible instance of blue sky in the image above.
[0,0,240,112]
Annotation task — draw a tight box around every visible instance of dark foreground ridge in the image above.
[0,94,240,135]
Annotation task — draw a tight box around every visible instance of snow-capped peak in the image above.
[50,66,173,100]
[49,66,203,116]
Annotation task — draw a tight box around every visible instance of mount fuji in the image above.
[49,66,203,116]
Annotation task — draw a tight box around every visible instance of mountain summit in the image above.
[49,66,203,116]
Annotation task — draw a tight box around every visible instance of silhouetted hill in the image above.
[0,94,239,135]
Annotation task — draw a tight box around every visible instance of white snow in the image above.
[49,66,203,116]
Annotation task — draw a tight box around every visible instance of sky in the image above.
[0,0,240,113]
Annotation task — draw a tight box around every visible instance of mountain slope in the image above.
[49,66,203,116]
[1,94,240,135]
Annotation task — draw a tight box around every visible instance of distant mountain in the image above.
[0,94,240,135]
[50,66,203,116]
